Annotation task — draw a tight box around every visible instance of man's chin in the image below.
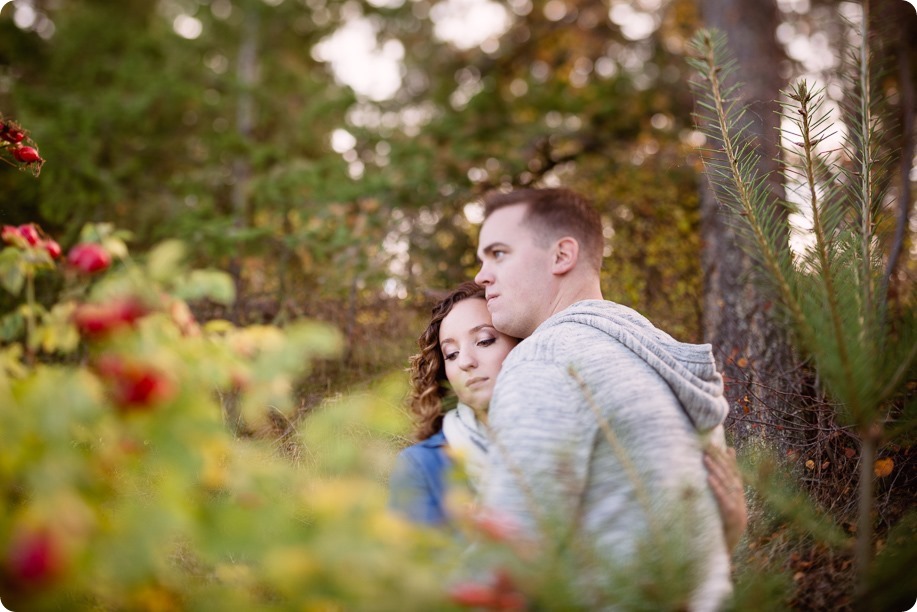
[490,313,514,336]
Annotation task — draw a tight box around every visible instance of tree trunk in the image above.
[229,5,260,321]
[698,0,801,449]
[877,0,916,302]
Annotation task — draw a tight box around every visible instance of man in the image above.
[473,188,734,610]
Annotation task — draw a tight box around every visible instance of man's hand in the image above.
[704,445,747,551]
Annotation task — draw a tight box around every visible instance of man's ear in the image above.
[551,237,579,275]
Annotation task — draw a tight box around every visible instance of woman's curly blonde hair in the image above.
[407,281,485,440]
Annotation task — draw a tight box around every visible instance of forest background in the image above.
[0,0,915,610]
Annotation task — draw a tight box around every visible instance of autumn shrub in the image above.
[0,223,469,610]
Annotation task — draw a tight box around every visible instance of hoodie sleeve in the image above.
[480,360,596,542]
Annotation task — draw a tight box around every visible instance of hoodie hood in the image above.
[538,300,729,432]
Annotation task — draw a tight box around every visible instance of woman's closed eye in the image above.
[444,351,458,361]
[477,337,496,348]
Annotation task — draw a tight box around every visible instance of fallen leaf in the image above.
[805,459,815,470]
[874,458,894,478]
[843,447,855,459]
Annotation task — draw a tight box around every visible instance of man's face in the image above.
[474,204,555,338]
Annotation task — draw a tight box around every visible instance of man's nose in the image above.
[474,264,491,286]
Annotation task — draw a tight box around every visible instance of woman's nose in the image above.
[458,352,477,370]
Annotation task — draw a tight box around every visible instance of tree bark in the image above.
[698,0,801,449]
[229,4,260,321]
[877,0,916,302]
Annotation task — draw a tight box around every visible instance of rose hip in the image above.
[67,243,111,274]
[6,528,62,585]
[18,223,40,246]
[43,239,62,259]
[1,225,18,244]
[93,355,175,411]
[1,127,26,143]
[73,298,149,337]
[11,145,42,164]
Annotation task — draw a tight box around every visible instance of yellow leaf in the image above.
[805,459,815,470]
[873,458,894,478]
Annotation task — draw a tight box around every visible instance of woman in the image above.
[389,281,515,524]
[389,282,746,549]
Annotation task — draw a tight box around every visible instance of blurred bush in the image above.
[0,224,462,610]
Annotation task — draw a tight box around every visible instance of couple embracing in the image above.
[390,188,744,611]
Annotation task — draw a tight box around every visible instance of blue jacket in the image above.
[388,431,451,525]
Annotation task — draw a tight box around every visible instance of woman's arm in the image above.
[704,445,748,551]
[389,445,449,525]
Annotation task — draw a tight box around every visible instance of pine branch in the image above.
[783,82,860,418]
[690,19,916,603]
[687,30,805,338]
[856,2,875,320]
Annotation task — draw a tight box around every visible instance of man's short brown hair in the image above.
[483,187,604,271]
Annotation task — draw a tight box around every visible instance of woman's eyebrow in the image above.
[441,324,493,345]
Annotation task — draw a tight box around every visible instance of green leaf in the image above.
[146,239,187,283]
[172,269,236,305]
[0,247,25,296]
[0,311,24,341]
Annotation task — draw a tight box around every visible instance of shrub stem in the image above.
[854,422,880,599]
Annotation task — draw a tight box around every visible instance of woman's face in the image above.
[439,297,518,413]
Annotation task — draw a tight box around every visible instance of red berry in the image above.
[18,223,40,246]
[6,528,62,585]
[495,592,526,611]
[11,145,42,164]
[93,355,175,411]
[449,569,525,610]
[43,239,62,259]
[449,582,499,607]
[473,510,519,542]
[1,225,18,244]
[1,127,26,143]
[67,243,111,274]
[73,298,149,337]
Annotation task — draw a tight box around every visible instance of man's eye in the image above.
[477,338,496,347]
[493,250,506,259]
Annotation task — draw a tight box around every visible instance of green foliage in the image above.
[0,226,471,609]
[688,29,915,431]
[738,441,847,548]
[688,24,915,599]
[1,0,710,339]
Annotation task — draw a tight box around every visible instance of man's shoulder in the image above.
[508,315,612,360]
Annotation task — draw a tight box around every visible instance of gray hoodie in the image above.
[481,300,732,611]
